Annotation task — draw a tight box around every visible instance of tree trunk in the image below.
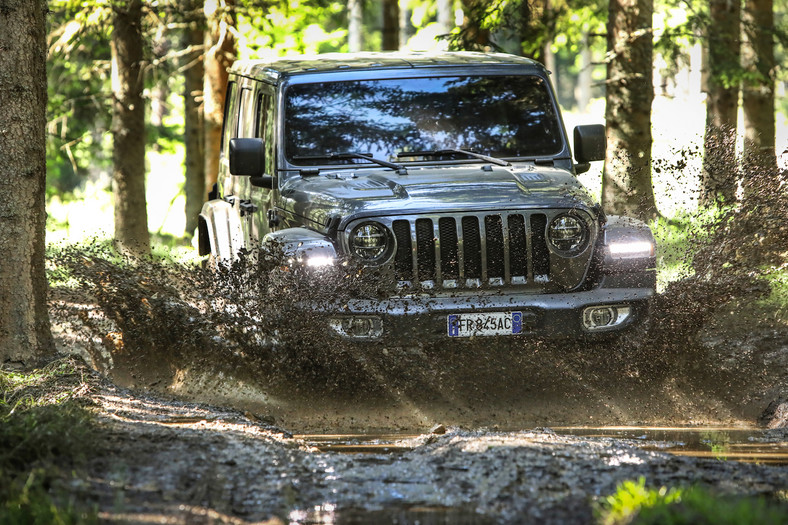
[183,1,206,236]
[701,0,741,205]
[382,0,399,50]
[348,0,363,52]
[0,0,54,363]
[459,0,492,49]
[543,40,557,93]
[112,0,150,256]
[204,0,236,199]
[741,0,777,175]
[437,0,453,35]
[601,0,658,221]
[399,0,411,49]
[574,32,592,113]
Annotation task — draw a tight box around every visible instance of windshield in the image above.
[284,75,563,166]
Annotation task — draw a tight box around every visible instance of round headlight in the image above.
[548,214,588,254]
[349,222,390,262]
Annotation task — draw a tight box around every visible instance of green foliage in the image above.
[650,208,723,288]
[598,477,683,524]
[597,478,788,525]
[757,267,788,316]
[1,469,98,525]
[0,359,99,524]
[47,4,113,199]
[238,1,348,58]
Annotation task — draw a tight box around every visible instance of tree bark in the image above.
[348,0,363,52]
[382,0,399,50]
[574,32,592,113]
[601,0,658,221]
[701,0,741,205]
[458,0,492,50]
[112,0,150,256]
[437,0,453,36]
[204,0,236,198]
[183,1,206,236]
[0,0,54,362]
[399,0,411,49]
[741,0,777,174]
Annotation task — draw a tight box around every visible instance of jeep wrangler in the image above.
[198,51,656,341]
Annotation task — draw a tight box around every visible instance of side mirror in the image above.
[573,124,606,163]
[229,138,265,176]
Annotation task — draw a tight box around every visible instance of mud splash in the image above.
[47,154,788,432]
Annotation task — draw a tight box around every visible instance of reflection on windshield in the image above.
[285,75,562,166]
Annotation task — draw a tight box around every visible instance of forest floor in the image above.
[40,270,788,524]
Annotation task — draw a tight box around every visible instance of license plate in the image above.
[447,312,524,337]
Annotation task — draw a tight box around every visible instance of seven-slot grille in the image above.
[389,212,553,288]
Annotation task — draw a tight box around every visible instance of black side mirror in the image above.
[573,124,606,163]
[229,138,265,176]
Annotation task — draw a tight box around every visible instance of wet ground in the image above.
[84,379,788,525]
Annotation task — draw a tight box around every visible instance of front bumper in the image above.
[322,284,654,341]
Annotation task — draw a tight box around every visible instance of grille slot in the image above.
[392,220,412,280]
[439,217,459,280]
[462,216,482,280]
[508,214,528,278]
[415,218,436,282]
[389,211,559,289]
[485,215,505,280]
[530,213,550,278]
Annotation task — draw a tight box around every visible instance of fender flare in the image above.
[263,227,337,263]
[197,199,245,261]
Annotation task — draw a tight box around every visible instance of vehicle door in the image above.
[246,85,277,243]
[234,82,259,248]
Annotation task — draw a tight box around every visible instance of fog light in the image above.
[582,305,631,330]
[328,316,383,339]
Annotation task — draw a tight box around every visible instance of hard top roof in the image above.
[230,51,544,82]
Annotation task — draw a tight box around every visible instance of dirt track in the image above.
[78,377,788,525]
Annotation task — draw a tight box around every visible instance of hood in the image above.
[279,164,598,231]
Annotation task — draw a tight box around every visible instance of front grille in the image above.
[390,212,553,288]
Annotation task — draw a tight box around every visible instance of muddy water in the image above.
[295,427,788,465]
[556,427,788,465]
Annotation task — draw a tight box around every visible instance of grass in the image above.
[597,477,788,525]
[650,207,726,291]
[0,358,100,524]
[758,268,788,319]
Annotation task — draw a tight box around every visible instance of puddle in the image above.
[297,427,788,465]
[553,426,788,465]
[294,433,420,453]
[289,504,493,525]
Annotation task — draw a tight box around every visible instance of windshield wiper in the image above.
[397,149,510,167]
[293,152,407,173]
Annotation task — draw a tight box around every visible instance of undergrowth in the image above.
[597,477,788,525]
[0,358,99,524]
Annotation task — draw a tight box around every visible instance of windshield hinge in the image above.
[239,200,258,217]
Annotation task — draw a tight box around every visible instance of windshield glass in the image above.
[284,75,563,166]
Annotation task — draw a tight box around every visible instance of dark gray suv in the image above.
[198,51,656,341]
